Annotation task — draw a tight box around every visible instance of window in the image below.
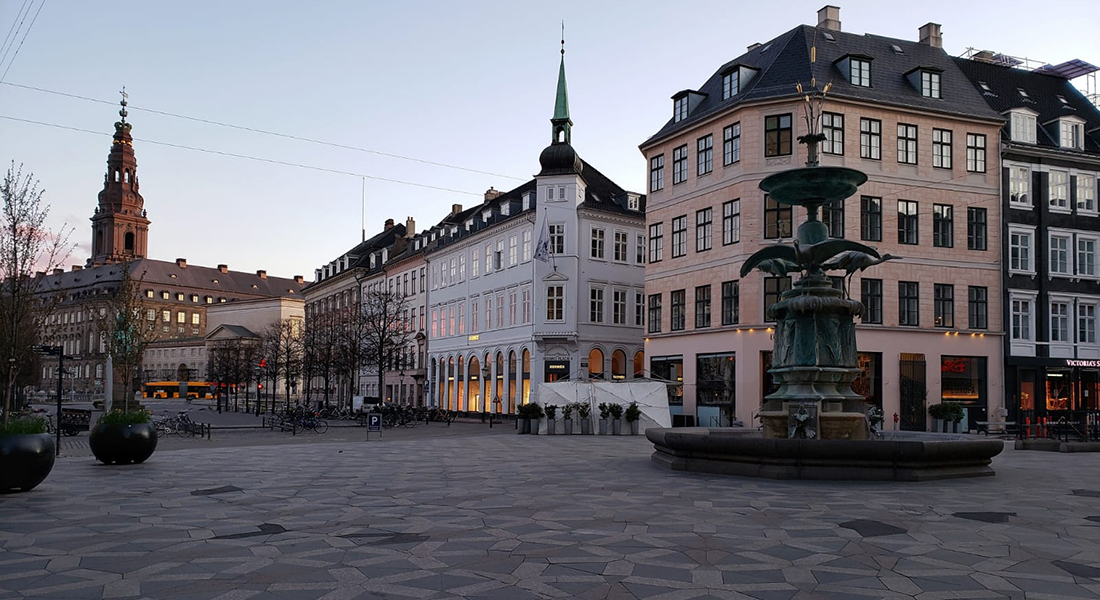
[821,112,843,155]
[764,195,792,239]
[496,292,504,326]
[1051,301,1070,342]
[899,282,919,326]
[145,289,154,298]
[471,299,479,332]
[1009,228,1033,272]
[1080,304,1097,344]
[934,284,954,328]
[613,290,627,325]
[933,204,953,248]
[850,57,871,87]
[860,196,882,241]
[921,71,941,98]
[968,286,987,330]
[932,129,952,168]
[546,285,563,321]
[613,231,628,262]
[649,223,664,262]
[522,230,532,262]
[1011,112,1036,144]
[721,281,739,325]
[763,277,791,321]
[897,123,918,164]
[485,295,492,329]
[458,303,466,334]
[636,234,645,264]
[671,216,687,258]
[723,122,741,165]
[190,294,198,303]
[162,310,170,322]
[1050,234,1070,275]
[672,145,688,184]
[549,224,564,255]
[898,200,918,245]
[1050,171,1069,210]
[722,70,739,99]
[506,236,516,266]
[649,155,664,192]
[647,294,662,334]
[822,200,844,238]
[1079,175,1096,213]
[673,96,688,122]
[696,208,712,251]
[146,308,155,321]
[861,278,882,324]
[860,118,881,160]
[1079,236,1097,277]
[695,285,711,328]
[964,133,986,172]
[1012,297,1032,341]
[765,114,792,157]
[590,228,605,259]
[697,135,713,175]
[670,290,686,331]
[522,289,531,324]
[967,207,987,251]
[191,313,200,326]
[1010,166,1030,205]
[177,311,185,324]
[590,287,604,323]
[161,291,169,300]
[722,200,740,245]
[635,292,644,327]
[1060,120,1083,149]
[176,292,184,301]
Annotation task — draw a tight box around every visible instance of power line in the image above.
[0,80,527,181]
[0,114,484,197]
[0,0,45,84]
[0,0,32,73]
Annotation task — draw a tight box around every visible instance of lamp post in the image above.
[398,369,406,405]
[481,364,492,426]
[33,345,64,456]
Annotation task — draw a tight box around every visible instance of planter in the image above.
[564,419,573,435]
[629,420,640,435]
[518,418,530,434]
[547,419,557,435]
[0,433,55,493]
[612,419,622,435]
[598,419,608,435]
[581,419,591,435]
[530,419,540,435]
[89,423,158,465]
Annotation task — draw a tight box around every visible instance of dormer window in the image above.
[500,203,510,216]
[627,195,640,211]
[522,192,532,210]
[465,219,473,231]
[979,81,992,93]
[722,70,739,100]
[1017,88,1031,100]
[1060,119,1084,150]
[1010,110,1037,144]
[673,96,688,122]
[920,71,941,98]
[850,57,871,87]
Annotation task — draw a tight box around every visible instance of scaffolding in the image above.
[960,47,1100,109]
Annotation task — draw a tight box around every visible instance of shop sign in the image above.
[1066,359,1100,367]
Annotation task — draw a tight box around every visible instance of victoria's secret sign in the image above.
[1066,360,1100,367]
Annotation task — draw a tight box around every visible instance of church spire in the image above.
[551,23,572,145]
[90,88,150,266]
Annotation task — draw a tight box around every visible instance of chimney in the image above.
[294,275,304,284]
[918,22,942,48]
[35,271,45,278]
[451,203,463,215]
[71,265,82,272]
[256,270,267,279]
[218,264,228,274]
[53,268,63,275]
[383,218,395,231]
[175,258,187,268]
[817,5,841,31]
[746,42,762,52]
[484,187,504,201]
[405,217,416,238]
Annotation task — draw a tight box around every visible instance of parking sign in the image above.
[367,413,381,432]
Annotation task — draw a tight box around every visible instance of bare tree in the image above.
[93,262,157,413]
[361,287,413,405]
[0,163,73,425]
[304,308,339,407]
[261,317,302,413]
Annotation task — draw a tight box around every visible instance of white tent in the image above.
[534,380,671,433]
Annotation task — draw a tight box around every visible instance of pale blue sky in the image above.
[0,0,1097,279]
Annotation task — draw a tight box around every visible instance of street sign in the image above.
[367,413,381,432]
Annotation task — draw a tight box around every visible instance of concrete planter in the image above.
[530,419,539,435]
[580,419,591,435]
[629,420,640,435]
[89,423,158,465]
[0,433,55,493]
[547,419,557,435]
[517,418,530,434]
[612,419,622,435]
[564,419,573,435]
[598,419,608,435]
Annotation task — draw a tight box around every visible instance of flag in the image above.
[534,218,551,263]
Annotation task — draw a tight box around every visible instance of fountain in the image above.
[647,75,1003,481]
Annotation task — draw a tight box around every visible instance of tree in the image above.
[261,317,302,413]
[360,287,413,405]
[92,261,157,413]
[0,163,72,425]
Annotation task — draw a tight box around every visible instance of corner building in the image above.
[639,6,1004,430]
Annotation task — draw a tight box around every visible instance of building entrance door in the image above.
[899,353,926,431]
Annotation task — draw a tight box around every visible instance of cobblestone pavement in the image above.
[2,433,1099,600]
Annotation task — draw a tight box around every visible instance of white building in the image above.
[425,52,647,413]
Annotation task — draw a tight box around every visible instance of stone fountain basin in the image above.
[646,427,1004,481]
[760,167,868,206]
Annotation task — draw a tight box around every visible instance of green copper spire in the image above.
[551,25,572,145]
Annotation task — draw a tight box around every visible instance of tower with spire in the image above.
[89,89,151,266]
[538,29,583,178]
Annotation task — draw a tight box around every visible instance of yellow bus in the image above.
[143,381,215,400]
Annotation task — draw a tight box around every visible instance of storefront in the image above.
[651,355,685,423]
[696,352,735,427]
[1007,357,1100,429]
[544,360,570,383]
[940,355,988,432]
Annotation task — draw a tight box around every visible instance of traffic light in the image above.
[258,358,267,368]
[257,383,264,390]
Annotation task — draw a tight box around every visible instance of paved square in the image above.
[2,429,1099,599]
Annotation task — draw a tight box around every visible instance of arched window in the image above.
[522,349,531,405]
[468,355,481,412]
[447,356,455,410]
[589,348,604,380]
[124,169,130,183]
[495,352,504,411]
[95,229,104,255]
[612,350,626,380]
[113,170,120,182]
[124,231,135,252]
[508,350,517,413]
[484,352,493,412]
[633,351,645,378]
[455,357,464,411]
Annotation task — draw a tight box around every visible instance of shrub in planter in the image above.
[928,403,964,433]
[528,402,545,435]
[89,410,158,465]
[625,402,641,435]
[517,403,532,434]
[598,402,610,435]
[545,404,558,435]
[577,402,592,435]
[0,416,55,493]
[562,403,574,435]
[609,403,624,435]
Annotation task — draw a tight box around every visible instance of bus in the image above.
[143,381,215,400]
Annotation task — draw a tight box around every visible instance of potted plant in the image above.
[528,402,545,435]
[0,414,55,492]
[545,404,558,435]
[625,401,641,435]
[562,403,574,435]
[89,410,158,465]
[597,402,610,435]
[609,403,624,435]
[944,402,965,433]
[517,403,531,435]
[928,403,948,433]
[577,402,592,435]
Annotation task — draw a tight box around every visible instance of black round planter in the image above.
[0,433,56,493]
[89,423,158,465]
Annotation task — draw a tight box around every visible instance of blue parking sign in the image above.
[367,413,381,432]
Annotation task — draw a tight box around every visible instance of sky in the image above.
[0,0,1097,281]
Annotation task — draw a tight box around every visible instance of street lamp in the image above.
[33,345,64,456]
[398,369,405,405]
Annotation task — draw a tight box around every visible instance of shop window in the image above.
[650,356,683,406]
[697,353,736,426]
[611,350,626,380]
[588,348,604,380]
[852,352,882,409]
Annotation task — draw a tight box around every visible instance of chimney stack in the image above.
[294,275,304,284]
[484,187,504,201]
[176,258,187,268]
[918,22,942,48]
[405,216,416,238]
[71,265,82,272]
[256,270,267,279]
[384,218,395,231]
[746,42,762,52]
[817,5,841,31]
[52,268,63,275]
[218,264,228,274]
[451,203,463,215]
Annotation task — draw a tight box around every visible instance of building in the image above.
[955,54,1100,429]
[424,48,647,413]
[373,220,428,405]
[37,101,308,399]
[638,6,1005,430]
